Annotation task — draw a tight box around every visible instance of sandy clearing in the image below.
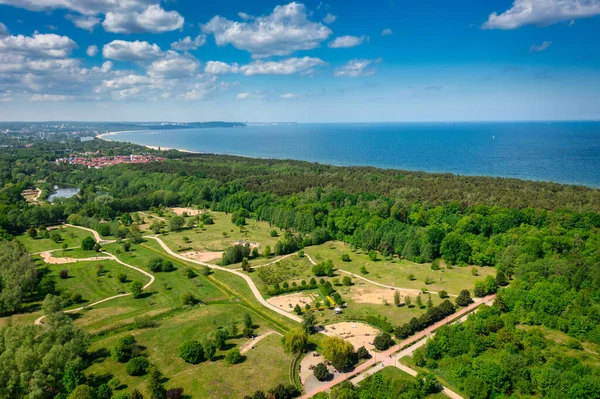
[171,207,203,216]
[347,286,422,305]
[40,251,112,264]
[323,322,380,351]
[267,292,315,313]
[180,250,222,263]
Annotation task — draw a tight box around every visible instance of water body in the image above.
[106,122,600,188]
[48,185,79,202]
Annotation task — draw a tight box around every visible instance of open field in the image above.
[375,367,447,399]
[304,241,495,295]
[86,304,293,399]
[16,226,94,253]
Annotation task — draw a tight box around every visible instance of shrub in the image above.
[96,264,104,276]
[368,250,378,261]
[167,388,184,399]
[360,266,368,275]
[117,273,127,283]
[438,290,449,299]
[67,385,96,399]
[81,236,96,251]
[225,348,242,365]
[424,277,435,285]
[148,257,163,272]
[456,290,472,306]
[59,270,69,279]
[356,346,369,359]
[270,230,279,237]
[313,363,329,381]
[162,260,174,272]
[471,267,479,276]
[178,340,204,364]
[112,335,138,362]
[430,259,441,271]
[373,332,394,351]
[342,276,352,286]
[312,260,334,277]
[341,254,350,262]
[107,378,121,390]
[184,268,197,279]
[130,280,143,298]
[181,292,198,305]
[70,292,82,303]
[133,315,157,329]
[126,356,149,376]
[407,273,416,281]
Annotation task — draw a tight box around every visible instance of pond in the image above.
[48,185,79,203]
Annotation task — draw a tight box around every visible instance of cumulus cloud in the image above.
[381,28,392,36]
[0,23,8,36]
[66,14,100,31]
[334,59,377,77]
[102,5,184,33]
[0,0,184,34]
[102,40,162,61]
[529,41,552,52]
[328,35,368,48]
[281,93,301,99]
[238,12,253,20]
[482,0,600,29]
[171,35,206,51]
[146,52,200,79]
[204,61,239,75]
[323,13,336,23]
[236,90,266,100]
[0,32,77,57]
[86,44,98,57]
[202,2,332,58]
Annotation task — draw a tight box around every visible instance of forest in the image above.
[1,138,600,398]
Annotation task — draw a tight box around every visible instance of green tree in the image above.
[126,357,149,376]
[321,336,354,371]
[68,385,97,399]
[178,340,204,364]
[112,335,138,362]
[81,236,96,251]
[130,280,143,298]
[225,348,242,364]
[313,363,329,381]
[302,312,316,334]
[62,366,85,394]
[456,289,472,307]
[27,226,37,238]
[440,232,471,265]
[283,328,308,354]
[263,245,271,258]
[394,291,401,307]
[169,216,185,232]
[243,313,253,330]
[342,276,352,286]
[147,366,166,399]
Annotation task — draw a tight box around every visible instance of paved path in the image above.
[300,294,496,398]
[145,235,303,323]
[34,251,155,325]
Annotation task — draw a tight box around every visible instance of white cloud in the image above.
[328,35,368,48]
[146,52,200,79]
[529,41,552,52]
[236,92,250,99]
[238,12,253,20]
[281,93,301,99]
[240,57,326,76]
[103,5,184,33]
[482,0,600,29]
[202,2,332,58]
[381,28,392,36]
[102,40,162,61]
[86,44,98,57]
[30,94,74,102]
[323,13,336,23]
[0,23,8,36]
[0,0,184,34]
[171,35,206,51]
[204,61,239,75]
[236,90,266,100]
[0,32,77,58]
[66,14,100,31]
[334,59,377,77]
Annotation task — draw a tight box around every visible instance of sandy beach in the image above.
[96,131,198,154]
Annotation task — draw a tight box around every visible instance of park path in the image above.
[304,254,455,297]
[300,294,496,398]
[64,223,116,245]
[240,330,282,355]
[138,211,167,222]
[34,226,155,326]
[232,253,297,271]
[144,235,303,323]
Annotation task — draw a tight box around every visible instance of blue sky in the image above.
[0,0,599,122]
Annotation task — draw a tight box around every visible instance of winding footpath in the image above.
[144,235,303,323]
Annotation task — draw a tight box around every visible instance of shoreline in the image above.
[96,131,199,154]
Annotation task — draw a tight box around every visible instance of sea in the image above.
[105,122,600,188]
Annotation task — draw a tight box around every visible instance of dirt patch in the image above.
[348,286,420,305]
[323,322,381,351]
[172,207,202,216]
[232,240,260,250]
[40,251,112,264]
[180,250,222,263]
[267,292,314,313]
[300,351,327,385]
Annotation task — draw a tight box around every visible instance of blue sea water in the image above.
[107,122,600,188]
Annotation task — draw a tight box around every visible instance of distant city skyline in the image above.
[0,0,599,122]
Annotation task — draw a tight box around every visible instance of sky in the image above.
[0,0,599,122]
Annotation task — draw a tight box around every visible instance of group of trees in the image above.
[0,241,36,314]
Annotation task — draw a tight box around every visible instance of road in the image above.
[145,235,303,323]
[300,294,496,398]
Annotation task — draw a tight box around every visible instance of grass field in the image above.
[304,241,495,295]
[16,226,94,253]
[144,211,281,254]
[86,304,292,399]
[373,367,447,398]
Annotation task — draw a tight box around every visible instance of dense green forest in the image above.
[2,139,600,398]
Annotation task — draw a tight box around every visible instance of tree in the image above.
[313,363,329,381]
[126,357,149,376]
[178,340,204,364]
[263,245,271,258]
[225,348,242,364]
[321,336,354,370]
[360,266,368,274]
[202,339,216,360]
[96,264,104,276]
[150,221,165,234]
[97,384,112,399]
[241,257,250,272]
[356,346,369,359]
[148,257,164,272]
[438,290,448,299]
[68,385,97,399]
[294,304,302,315]
[456,289,472,307]
[302,312,316,334]
[147,366,167,399]
[342,276,352,286]
[81,236,96,251]
[244,313,253,330]
[130,390,144,399]
[169,216,185,232]
[427,295,433,309]
[162,260,174,272]
[27,226,37,238]
[341,254,350,262]
[415,295,423,308]
[368,250,378,261]
[121,213,133,226]
[123,242,131,252]
[130,280,143,298]
[214,329,227,350]
[62,366,85,394]
[60,269,69,279]
[373,332,393,351]
[283,328,308,354]
[496,269,508,286]
[112,335,138,362]
[394,291,401,307]
[404,295,412,307]
[440,233,471,265]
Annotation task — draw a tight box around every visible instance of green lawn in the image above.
[16,226,94,253]
[148,211,281,254]
[372,367,446,399]
[86,304,292,399]
[304,242,495,295]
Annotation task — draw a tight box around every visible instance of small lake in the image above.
[48,186,79,203]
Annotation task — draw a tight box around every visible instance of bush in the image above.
[59,270,69,279]
[456,290,472,306]
[341,254,350,262]
[368,250,378,261]
[360,266,368,274]
[270,229,279,237]
[424,277,435,285]
[148,257,164,272]
[438,290,449,299]
[313,363,329,381]
[373,332,394,351]
[126,356,149,376]
[184,268,197,279]
[107,378,121,390]
[356,346,369,359]
[162,260,174,272]
[342,276,352,286]
[431,259,440,271]
[312,260,334,277]
[178,340,204,364]
[112,335,138,362]
[67,385,96,399]
[167,388,184,399]
[225,348,243,364]
[117,273,127,283]
[81,236,96,251]
[130,280,143,298]
[181,292,198,305]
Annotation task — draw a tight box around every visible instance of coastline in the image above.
[96,131,199,154]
